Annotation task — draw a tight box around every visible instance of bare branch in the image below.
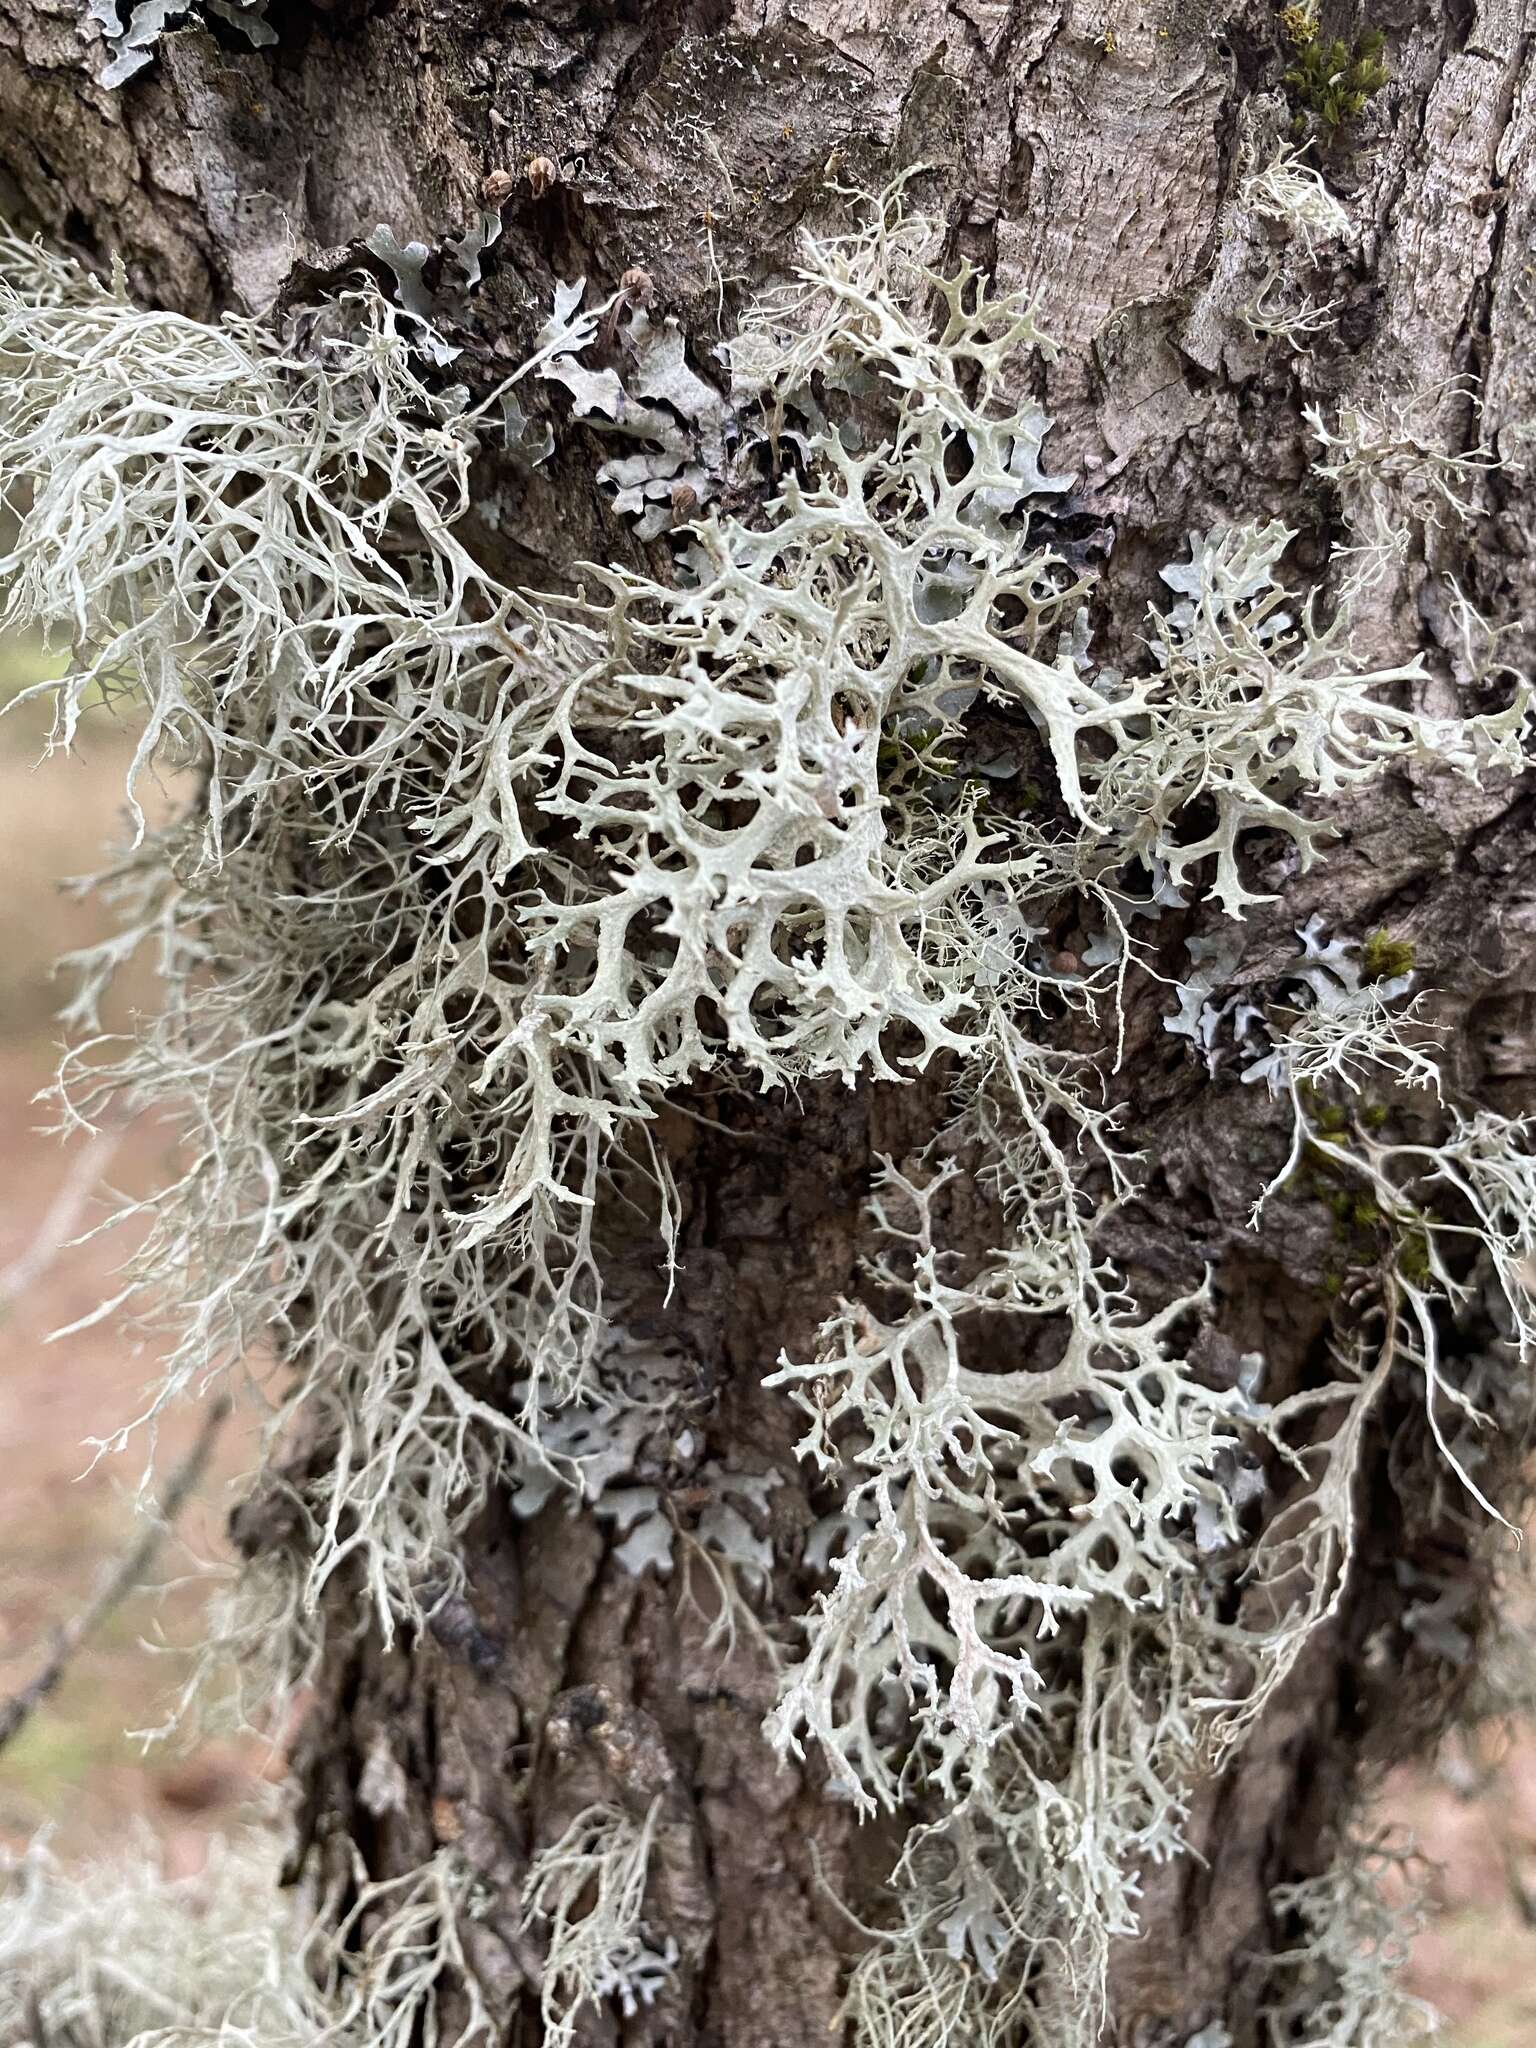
[0,1393,230,1754]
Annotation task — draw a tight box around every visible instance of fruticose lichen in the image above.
[1262,1836,1438,2046]
[0,178,1530,2044]
[1306,381,1502,594]
[1240,142,1350,252]
[518,1801,677,2045]
[0,1825,492,2046]
[1207,115,1350,361]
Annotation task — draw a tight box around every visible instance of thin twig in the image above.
[0,1126,124,1310]
[0,1394,231,1753]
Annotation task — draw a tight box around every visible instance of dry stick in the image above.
[0,1126,125,1309]
[0,1393,232,1753]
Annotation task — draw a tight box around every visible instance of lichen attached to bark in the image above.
[0,182,1531,2045]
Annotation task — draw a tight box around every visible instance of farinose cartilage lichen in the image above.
[1262,1837,1438,2047]
[1,179,1530,2047]
[1,1825,491,2047]
[518,1801,676,2046]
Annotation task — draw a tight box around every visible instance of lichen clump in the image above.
[0,183,1531,2047]
[0,1826,492,2047]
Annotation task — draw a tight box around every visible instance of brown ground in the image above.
[1,642,1533,2033]
[0,660,268,1870]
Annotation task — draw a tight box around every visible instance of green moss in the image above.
[1397,1226,1433,1289]
[876,721,956,795]
[1279,2,1319,44]
[1286,25,1390,141]
[1304,1128,1446,1290]
[1361,928,1416,984]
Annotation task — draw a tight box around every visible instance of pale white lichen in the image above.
[1,181,1530,2048]
[1238,263,1341,352]
[1306,380,1506,595]
[85,0,276,91]
[144,1545,326,1748]
[1241,143,1351,253]
[534,281,739,536]
[0,1826,491,2047]
[1263,1837,1438,2047]
[1263,1097,1536,1522]
[1173,914,1435,1098]
[1091,522,1525,915]
[517,1800,676,2046]
[0,227,632,1642]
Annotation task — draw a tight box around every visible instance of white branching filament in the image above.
[0,179,1530,2048]
[1263,1836,1439,2047]
[0,1828,492,2047]
[1240,141,1351,253]
[518,1801,674,2045]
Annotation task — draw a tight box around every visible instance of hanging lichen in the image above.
[0,182,1530,2045]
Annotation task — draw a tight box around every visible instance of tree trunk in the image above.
[3,2,1535,2044]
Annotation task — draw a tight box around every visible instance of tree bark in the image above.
[4,1,1535,2043]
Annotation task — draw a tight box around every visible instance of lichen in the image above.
[0,229,633,1645]
[1241,142,1350,252]
[518,1801,676,2045]
[0,180,1530,2046]
[1262,1836,1438,2046]
[1306,382,1503,594]
[1092,523,1522,916]
[0,1824,492,2046]
[86,0,276,90]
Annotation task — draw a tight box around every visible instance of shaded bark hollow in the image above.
[4,0,1535,2041]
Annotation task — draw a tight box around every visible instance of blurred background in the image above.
[0,630,1533,2040]
[0,633,270,1876]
